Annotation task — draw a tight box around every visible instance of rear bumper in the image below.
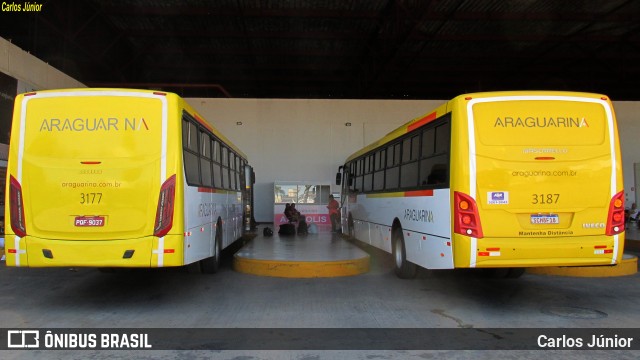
[4,234,184,268]
[453,233,625,268]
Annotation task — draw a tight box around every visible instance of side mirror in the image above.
[335,172,342,186]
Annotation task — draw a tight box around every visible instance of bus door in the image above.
[244,164,255,231]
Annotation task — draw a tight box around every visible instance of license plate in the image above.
[530,214,559,224]
[74,216,105,227]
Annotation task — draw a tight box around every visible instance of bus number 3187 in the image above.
[532,193,559,205]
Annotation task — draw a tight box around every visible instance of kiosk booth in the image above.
[273,181,334,232]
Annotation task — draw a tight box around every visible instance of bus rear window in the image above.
[473,100,608,146]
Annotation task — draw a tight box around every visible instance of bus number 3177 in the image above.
[80,193,102,204]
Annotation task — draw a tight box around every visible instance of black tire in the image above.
[483,267,525,279]
[485,268,510,278]
[392,228,417,279]
[186,261,202,273]
[201,224,222,274]
[506,267,525,279]
[98,267,131,274]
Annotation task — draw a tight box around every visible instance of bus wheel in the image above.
[186,261,202,274]
[506,267,525,278]
[201,223,222,274]
[483,267,524,279]
[392,228,417,279]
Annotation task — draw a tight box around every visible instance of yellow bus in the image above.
[336,91,624,278]
[5,88,254,272]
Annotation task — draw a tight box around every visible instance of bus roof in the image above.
[178,95,248,159]
[343,90,610,163]
[18,88,247,160]
[344,100,448,163]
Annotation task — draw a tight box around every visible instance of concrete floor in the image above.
[1,227,639,359]
[233,228,370,277]
[235,230,367,262]
[626,226,640,241]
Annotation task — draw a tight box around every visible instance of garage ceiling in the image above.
[1,0,639,100]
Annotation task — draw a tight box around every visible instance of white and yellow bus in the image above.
[5,88,254,272]
[336,91,624,278]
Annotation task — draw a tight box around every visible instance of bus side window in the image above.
[426,164,447,185]
[400,136,419,189]
[200,131,213,187]
[183,120,200,186]
[386,143,400,190]
[221,146,230,189]
[229,152,236,190]
[346,163,356,192]
[419,119,450,188]
[366,155,375,192]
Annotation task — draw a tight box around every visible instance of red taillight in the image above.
[154,175,176,237]
[606,191,625,236]
[454,191,483,238]
[9,175,27,237]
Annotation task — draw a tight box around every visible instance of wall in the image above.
[0,37,85,91]
[191,98,640,223]
[0,37,85,222]
[189,98,444,222]
[614,102,640,206]
[2,37,638,221]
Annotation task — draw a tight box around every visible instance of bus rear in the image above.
[452,92,624,268]
[5,89,180,268]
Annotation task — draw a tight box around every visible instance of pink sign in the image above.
[274,204,330,225]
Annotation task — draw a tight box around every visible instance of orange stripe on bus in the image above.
[198,187,217,193]
[367,190,434,198]
[407,111,437,132]
[405,190,434,197]
[194,113,214,132]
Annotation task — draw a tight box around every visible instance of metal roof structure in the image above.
[1,0,639,99]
